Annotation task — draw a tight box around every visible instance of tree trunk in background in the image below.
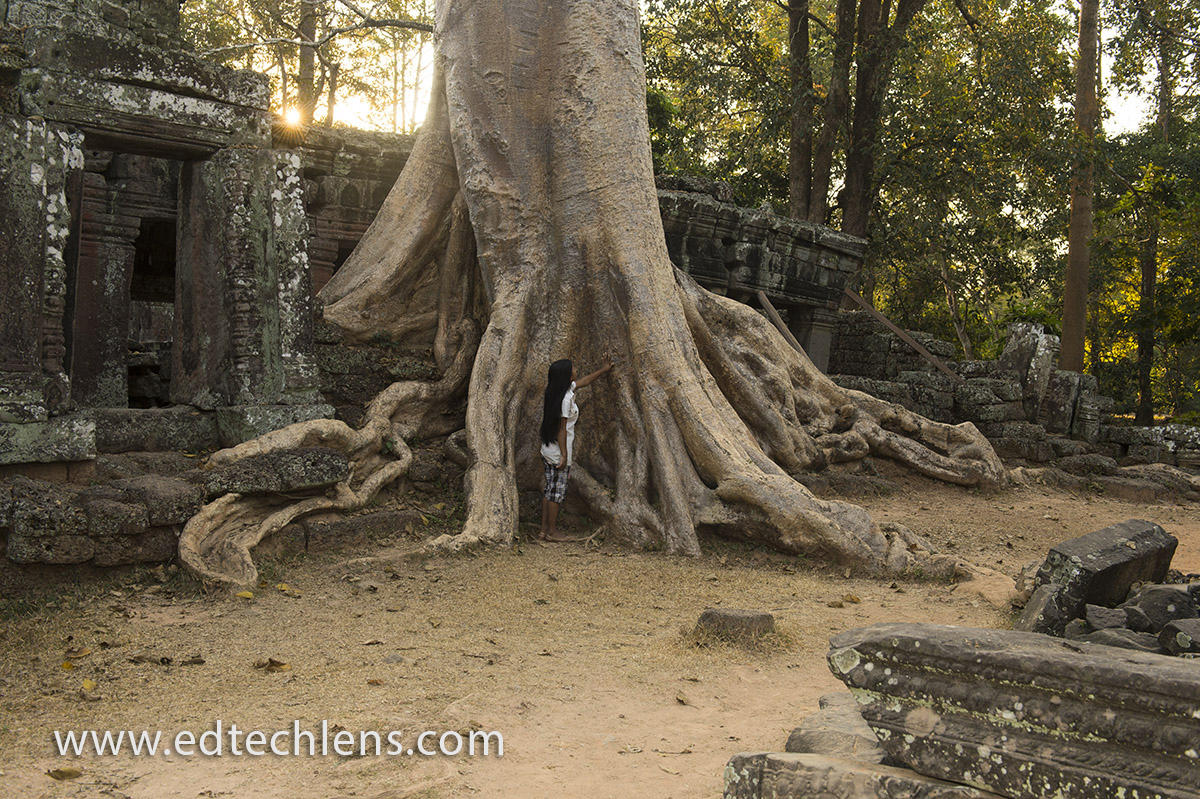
[297,0,319,124]
[808,0,857,225]
[788,0,813,219]
[1060,0,1099,372]
[325,62,339,126]
[840,0,926,240]
[1134,32,1172,424]
[178,0,1004,590]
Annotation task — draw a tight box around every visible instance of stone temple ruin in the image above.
[0,0,860,474]
[0,0,864,565]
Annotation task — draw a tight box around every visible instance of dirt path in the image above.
[2,470,1197,799]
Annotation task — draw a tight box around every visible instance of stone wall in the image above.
[830,314,1199,470]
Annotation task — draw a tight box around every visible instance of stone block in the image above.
[107,475,203,526]
[214,403,335,447]
[784,692,885,763]
[76,496,148,537]
[1022,519,1177,634]
[1159,619,1200,655]
[203,447,349,498]
[1012,584,1068,634]
[829,623,1200,799]
[0,415,96,465]
[6,533,94,563]
[1083,603,1126,630]
[724,752,1001,799]
[92,525,178,566]
[1053,453,1119,476]
[695,608,775,643]
[1080,628,1163,653]
[1036,370,1082,435]
[92,407,219,453]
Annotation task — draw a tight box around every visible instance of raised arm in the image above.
[574,361,614,389]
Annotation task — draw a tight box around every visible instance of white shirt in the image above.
[541,382,579,466]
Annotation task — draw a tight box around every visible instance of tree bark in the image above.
[788,0,814,219]
[1060,0,1100,373]
[297,0,320,125]
[179,0,1004,590]
[808,0,857,225]
[840,0,926,239]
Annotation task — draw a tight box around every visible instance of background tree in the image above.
[181,0,433,129]
[1059,0,1101,372]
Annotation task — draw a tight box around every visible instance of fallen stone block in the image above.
[0,415,96,465]
[1120,584,1197,633]
[829,623,1200,799]
[1019,519,1177,634]
[1160,619,1200,655]
[1011,584,1067,634]
[1080,628,1162,653]
[694,608,775,644]
[203,447,349,498]
[1083,603,1127,630]
[214,403,335,448]
[724,752,1001,799]
[784,692,885,764]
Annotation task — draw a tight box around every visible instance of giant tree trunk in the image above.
[180,0,1004,590]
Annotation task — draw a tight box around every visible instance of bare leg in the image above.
[544,501,564,541]
[539,496,549,540]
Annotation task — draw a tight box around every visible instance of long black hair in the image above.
[540,359,573,446]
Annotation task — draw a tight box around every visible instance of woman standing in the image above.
[539,358,613,541]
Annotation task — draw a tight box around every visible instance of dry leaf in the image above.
[235,591,254,599]
[843,593,862,604]
[826,600,845,609]
[675,692,691,706]
[181,654,205,666]
[362,639,383,646]
[60,661,75,671]
[253,658,291,672]
[64,646,92,660]
[46,767,82,780]
[81,679,97,691]
[366,678,384,685]
[274,583,290,592]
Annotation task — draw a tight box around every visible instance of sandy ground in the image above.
[1,465,1197,799]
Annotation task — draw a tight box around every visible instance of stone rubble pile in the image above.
[725,519,1200,799]
[1014,519,1200,657]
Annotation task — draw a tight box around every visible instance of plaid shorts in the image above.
[543,461,570,503]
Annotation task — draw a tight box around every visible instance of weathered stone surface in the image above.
[829,623,1200,799]
[1019,519,1177,634]
[203,447,349,498]
[107,475,203,526]
[93,407,219,453]
[91,524,178,566]
[785,692,885,763]
[724,752,1001,799]
[1011,584,1067,633]
[1160,619,1200,655]
[0,415,96,465]
[214,403,335,447]
[695,608,775,643]
[1080,627,1163,653]
[1120,584,1197,633]
[1083,603,1127,630]
[76,496,148,537]
[1054,453,1119,476]
[262,507,421,555]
